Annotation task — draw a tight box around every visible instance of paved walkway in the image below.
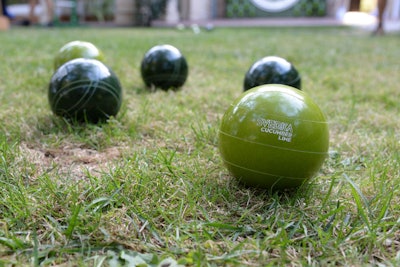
[152,16,400,33]
[152,17,342,28]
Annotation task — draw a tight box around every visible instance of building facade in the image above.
[116,0,398,26]
[176,0,342,21]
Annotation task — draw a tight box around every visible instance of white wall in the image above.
[188,0,211,21]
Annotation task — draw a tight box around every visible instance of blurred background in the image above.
[4,0,400,27]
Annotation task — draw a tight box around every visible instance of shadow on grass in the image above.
[22,109,134,152]
[133,85,184,95]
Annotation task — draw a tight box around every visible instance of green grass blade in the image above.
[343,174,371,230]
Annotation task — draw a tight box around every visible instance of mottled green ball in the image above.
[244,56,301,91]
[49,58,122,123]
[140,44,188,90]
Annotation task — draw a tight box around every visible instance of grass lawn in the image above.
[0,24,399,266]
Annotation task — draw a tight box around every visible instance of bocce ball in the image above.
[140,44,188,90]
[54,40,105,70]
[243,56,301,91]
[219,84,329,190]
[48,58,122,123]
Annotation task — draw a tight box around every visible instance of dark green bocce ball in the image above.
[219,84,329,190]
[54,40,105,71]
[140,44,188,90]
[243,56,301,91]
[48,58,122,123]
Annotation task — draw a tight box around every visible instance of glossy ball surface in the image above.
[243,56,301,91]
[140,44,188,90]
[219,84,329,189]
[49,58,122,123]
[54,40,105,70]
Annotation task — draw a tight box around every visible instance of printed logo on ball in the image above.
[257,118,293,142]
[249,0,300,12]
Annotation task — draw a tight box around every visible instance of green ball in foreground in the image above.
[243,56,301,91]
[48,58,122,123]
[54,40,105,70]
[140,44,188,90]
[219,84,329,190]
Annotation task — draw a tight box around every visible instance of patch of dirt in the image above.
[19,142,124,180]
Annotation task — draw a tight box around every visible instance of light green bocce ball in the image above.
[54,40,105,70]
[219,84,329,190]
